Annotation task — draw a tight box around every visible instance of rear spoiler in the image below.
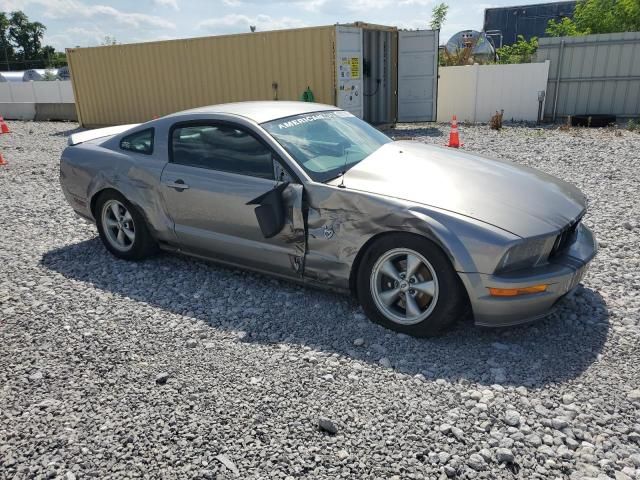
[68,124,141,146]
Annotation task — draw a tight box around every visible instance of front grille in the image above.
[549,216,582,257]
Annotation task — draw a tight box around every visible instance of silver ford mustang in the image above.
[60,101,597,337]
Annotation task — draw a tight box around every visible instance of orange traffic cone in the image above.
[0,152,7,166]
[446,115,462,148]
[0,116,9,134]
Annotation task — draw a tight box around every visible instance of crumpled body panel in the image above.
[60,143,177,245]
[301,183,517,291]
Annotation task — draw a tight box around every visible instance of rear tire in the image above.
[95,190,156,261]
[357,233,467,337]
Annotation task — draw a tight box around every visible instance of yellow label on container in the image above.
[350,57,360,79]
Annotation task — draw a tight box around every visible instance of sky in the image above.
[0,0,569,51]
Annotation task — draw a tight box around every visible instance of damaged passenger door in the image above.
[160,121,306,278]
[246,177,306,275]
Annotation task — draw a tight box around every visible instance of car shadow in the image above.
[41,238,610,388]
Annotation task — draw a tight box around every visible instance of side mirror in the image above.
[247,182,289,239]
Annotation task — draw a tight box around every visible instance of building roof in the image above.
[484,0,576,12]
[173,101,339,124]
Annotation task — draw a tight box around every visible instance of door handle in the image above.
[165,179,189,190]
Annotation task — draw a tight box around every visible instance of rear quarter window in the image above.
[120,128,154,155]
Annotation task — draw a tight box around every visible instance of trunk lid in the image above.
[68,124,140,146]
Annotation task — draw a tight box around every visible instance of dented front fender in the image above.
[301,183,517,291]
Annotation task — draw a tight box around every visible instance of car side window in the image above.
[120,128,154,155]
[171,123,274,180]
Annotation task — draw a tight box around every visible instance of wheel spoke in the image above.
[379,260,402,283]
[413,280,436,297]
[105,218,119,228]
[116,228,125,245]
[122,227,135,241]
[405,292,422,317]
[405,253,422,279]
[110,203,122,221]
[122,211,132,223]
[379,288,401,306]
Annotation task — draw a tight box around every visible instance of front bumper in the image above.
[458,224,598,327]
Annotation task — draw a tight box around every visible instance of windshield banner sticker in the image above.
[277,112,351,130]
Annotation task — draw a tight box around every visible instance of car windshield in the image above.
[262,110,392,182]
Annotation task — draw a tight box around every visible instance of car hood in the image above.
[331,141,586,238]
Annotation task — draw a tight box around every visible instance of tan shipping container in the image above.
[68,26,337,127]
[67,24,438,127]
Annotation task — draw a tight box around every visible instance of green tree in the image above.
[430,3,448,30]
[0,10,66,70]
[0,13,14,70]
[8,10,45,60]
[46,50,67,68]
[40,45,67,68]
[575,0,640,33]
[546,17,586,36]
[546,0,640,37]
[496,35,538,64]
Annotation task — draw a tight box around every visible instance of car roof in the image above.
[172,101,340,124]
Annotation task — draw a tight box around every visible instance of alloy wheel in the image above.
[102,199,136,252]
[370,248,440,325]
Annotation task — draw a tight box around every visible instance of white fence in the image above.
[0,80,75,120]
[0,80,74,103]
[437,61,551,123]
[1,66,551,123]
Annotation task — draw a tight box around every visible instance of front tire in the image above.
[357,233,468,337]
[95,191,155,260]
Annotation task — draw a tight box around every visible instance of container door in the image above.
[335,26,364,118]
[397,29,439,122]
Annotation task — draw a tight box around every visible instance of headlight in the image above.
[495,236,556,273]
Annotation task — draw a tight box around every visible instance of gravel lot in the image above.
[1,120,639,480]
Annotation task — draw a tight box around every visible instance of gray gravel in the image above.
[1,120,639,479]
